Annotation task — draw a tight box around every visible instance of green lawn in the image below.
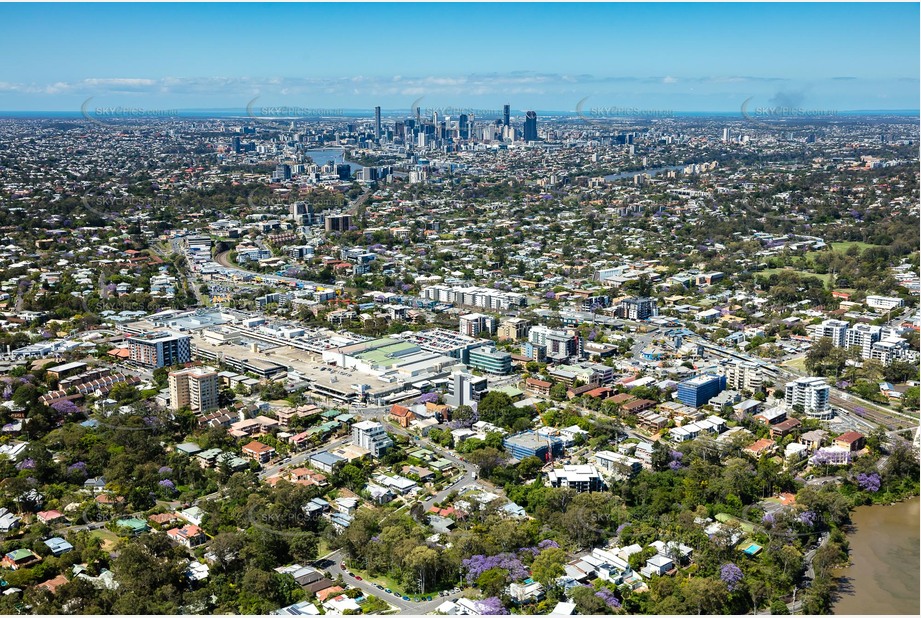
[829,241,878,253]
[783,357,808,373]
[89,528,121,551]
[715,513,757,534]
[758,268,832,284]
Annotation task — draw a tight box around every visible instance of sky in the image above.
[0,2,918,113]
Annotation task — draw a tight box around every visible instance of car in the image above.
[384,588,391,594]
[355,576,362,581]
[402,596,410,601]
[426,596,432,601]
[392,591,400,597]
[376,584,384,590]
[340,562,346,569]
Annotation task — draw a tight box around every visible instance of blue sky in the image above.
[0,2,917,112]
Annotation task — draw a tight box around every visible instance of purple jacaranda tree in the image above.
[67,461,88,477]
[474,598,509,615]
[51,399,81,416]
[158,479,176,493]
[856,472,881,492]
[720,563,743,591]
[158,466,173,476]
[417,392,439,404]
[16,458,35,471]
[595,589,621,610]
[462,553,528,585]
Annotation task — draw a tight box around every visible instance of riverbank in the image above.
[832,497,920,615]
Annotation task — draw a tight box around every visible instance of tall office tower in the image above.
[523,111,538,141]
[722,127,730,142]
[458,114,469,139]
[374,106,382,139]
[394,120,404,140]
[432,111,439,128]
[231,136,241,153]
[503,104,510,127]
[273,163,291,181]
[415,106,421,122]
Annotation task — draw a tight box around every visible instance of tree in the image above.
[289,532,319,563]
[550,382,569,401]
[476,567,509,598]
[404,545,439,594]
[531,547,567,587]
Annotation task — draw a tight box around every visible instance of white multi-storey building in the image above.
[845,324,882,359]
[865,295,904,311]
[813,319,848,348]
[352,421,394,458]
[421,285,527,310]
[785,377,832,420]
[719,360,764,392]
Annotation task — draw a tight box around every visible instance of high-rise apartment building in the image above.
[719,360,763,392]
[127,331,191,368]
[785,377,832,419]
[324,213,352,233]
[169,367,219,412]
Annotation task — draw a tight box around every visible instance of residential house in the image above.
[43,537,74,557]
[2,548,41,570]
[743,438,776,458]
[167,524,207,548]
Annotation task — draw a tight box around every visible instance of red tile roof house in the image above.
[242,440,276,463]
[35,573,70,595]
[743,438,777,458]
[36,509,66,525]
[166,524,207,548]
[148,512,180,527]
[389,404,415,428]
[835,431,866,452]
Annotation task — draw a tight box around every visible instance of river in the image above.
[833,498,920,615]
[304,148,364,170]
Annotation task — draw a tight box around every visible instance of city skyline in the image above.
[0,2,918,112]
